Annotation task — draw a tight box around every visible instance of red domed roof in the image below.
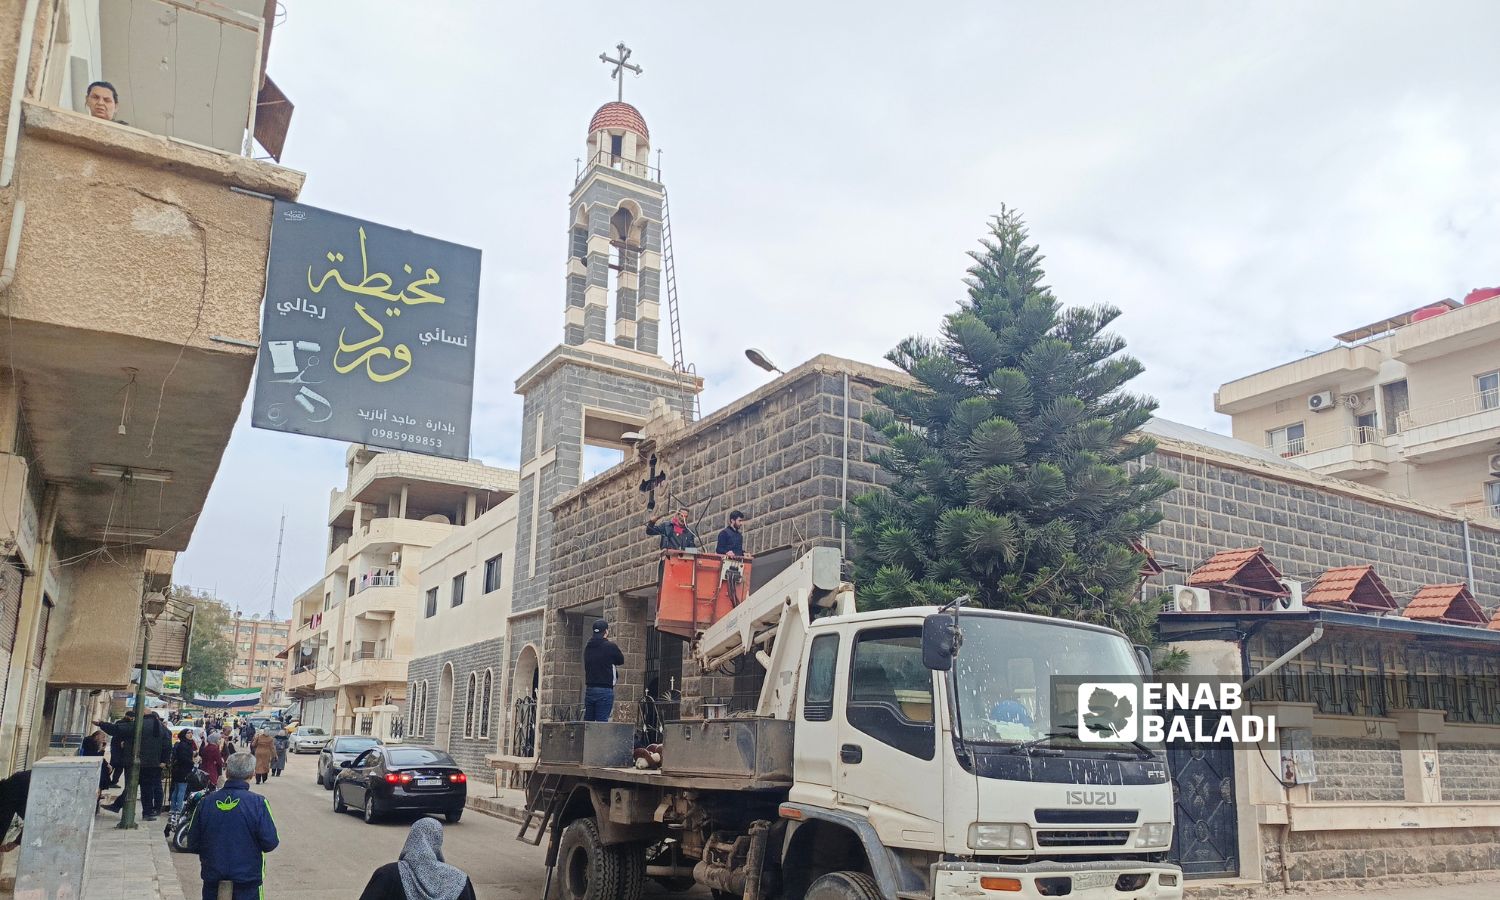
[589,102,649,141]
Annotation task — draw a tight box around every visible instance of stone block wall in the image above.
[1307,736,1405,802]
[403,637,503,773]
[1438,743,1500,801]
[537,359,903,722]
[1139,446,1500,602]
[1267,825,1500,886]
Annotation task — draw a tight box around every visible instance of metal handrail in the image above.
[357,574,399,592]
[351,649,394,662]
[576,150,659,184]
[1397,389,1500,431]
[1268,424,1385,457]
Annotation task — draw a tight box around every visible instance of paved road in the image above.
[169,750,549,900]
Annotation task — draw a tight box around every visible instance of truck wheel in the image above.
[805,871,881,900]
[556,818,645,900]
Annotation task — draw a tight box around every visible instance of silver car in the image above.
[317,735,382,789]
[290,726,329,754]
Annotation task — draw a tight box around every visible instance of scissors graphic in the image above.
[270,355,325,386]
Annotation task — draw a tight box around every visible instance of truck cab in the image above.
[784,606,1181,900]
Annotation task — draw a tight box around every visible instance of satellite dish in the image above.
[300,645,313,656]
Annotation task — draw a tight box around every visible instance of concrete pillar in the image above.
[464,492,477,525]
[0,485,57,774]
[14,758,100,898]
[399,484,409,519]
[1393,708,1445,803]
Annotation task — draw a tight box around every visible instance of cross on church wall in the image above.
[599,42,643,102]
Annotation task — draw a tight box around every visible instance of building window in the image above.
[343,641,351,660]
[479,669,494,738]
[1355,411,1378,443]
[463,672,478,738]
[1267,423,1305,456]
[610,133,623,158]
[451,572,466,608]
[425,587,439,618]
[1381,380,1409,435]
[484,555,503,594]
[1486,482,1500,516]
[1478,371,1500,411]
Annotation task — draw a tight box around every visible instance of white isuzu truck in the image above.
[518,547,1181,900]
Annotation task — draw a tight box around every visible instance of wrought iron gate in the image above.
[1166,717,1239,878]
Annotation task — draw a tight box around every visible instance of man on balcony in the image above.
[84,81,120,122]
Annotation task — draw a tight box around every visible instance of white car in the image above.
[290,726,329,753]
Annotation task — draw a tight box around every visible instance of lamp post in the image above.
[119,589,168,830]
[744,348,784,375]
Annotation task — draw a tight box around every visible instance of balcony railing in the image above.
[577,150,660,184]
[1270,425,1383,458]
[356,573,399,592]
[351,649,394,662]
[1397,389,1500,431]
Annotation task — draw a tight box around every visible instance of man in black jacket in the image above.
[583,619,625,722]
[645,508,699,551]
[97,708,170,819]
[715,511,747,557]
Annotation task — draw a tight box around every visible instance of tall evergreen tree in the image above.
[849,208,1173,643]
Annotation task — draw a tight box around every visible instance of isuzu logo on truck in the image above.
[1066,791,1118,806]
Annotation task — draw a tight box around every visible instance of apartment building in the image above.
[405,494,518,773]
[0,1,300,771]
[222,613,290,705]
[285,446,516,734]
[1216,290,1500,518]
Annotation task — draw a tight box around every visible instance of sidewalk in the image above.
[81,815,187,900]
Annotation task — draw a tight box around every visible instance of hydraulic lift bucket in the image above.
[655,551,753,639]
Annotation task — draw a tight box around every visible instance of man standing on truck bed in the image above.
[583,619,625,722]
[715,510,747,556]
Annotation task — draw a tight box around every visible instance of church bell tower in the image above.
[506,44,701,701]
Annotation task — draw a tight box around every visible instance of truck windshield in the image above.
[951,614,1147,750]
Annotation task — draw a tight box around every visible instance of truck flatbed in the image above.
[534,760,791,792]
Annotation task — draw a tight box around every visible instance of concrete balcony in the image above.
[1396,391,1500,463]
[287,667,317,692]
[1276,426,1395,480]
[349,580,412,620]
[343,652,407,686]
[326,540,350,575]
[1215,345,1384,415]
[350,517,454,556]
[1392,297,1500,363]
[5,103,302,553]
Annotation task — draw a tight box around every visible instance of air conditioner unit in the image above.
[390,551,401,564]
[1307,391,1335,412]
[1275,578,1305,612]
[1167,585,1210,613]
[1488,453,1500,476]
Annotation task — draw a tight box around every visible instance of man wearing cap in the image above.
[583,619,625,722]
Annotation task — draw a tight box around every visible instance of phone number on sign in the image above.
[371,428,443,449]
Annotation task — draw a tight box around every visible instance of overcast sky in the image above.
[173,0,1500,617]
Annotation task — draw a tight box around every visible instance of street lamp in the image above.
[744,348,784,375]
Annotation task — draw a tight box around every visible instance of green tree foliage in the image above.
[848,208,1174,643]
[179,587,234,702]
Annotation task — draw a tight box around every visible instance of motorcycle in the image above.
[166,768,212,853]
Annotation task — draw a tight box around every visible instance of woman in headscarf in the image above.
[271,727,290,777]
[358,816,476,900]
[199,734,225,788]
[250,730,275,785]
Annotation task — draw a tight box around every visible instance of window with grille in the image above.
[463,672,477,738]
[479,670,493,738]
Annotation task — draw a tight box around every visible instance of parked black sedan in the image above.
[332,746,468,824]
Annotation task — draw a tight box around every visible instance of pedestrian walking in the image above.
[169,730,197,816]
[271,728,289,777]
[190,753,278,900]
[358,816,477,900]
[200,738,225,789]
[240,721,255,745]
[250,730,274,785]
[105,711,132,787]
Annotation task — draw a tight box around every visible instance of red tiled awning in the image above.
[1488,608,1500,631]
[1188,547,1288,597]
[1304,565,1397,613]
[1404,583,1487,626]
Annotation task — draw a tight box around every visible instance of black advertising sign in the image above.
[251,201,481,459]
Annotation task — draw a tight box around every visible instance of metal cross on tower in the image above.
[599,42,643,102]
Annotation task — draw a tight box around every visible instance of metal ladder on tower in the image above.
[659,185,700,421]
